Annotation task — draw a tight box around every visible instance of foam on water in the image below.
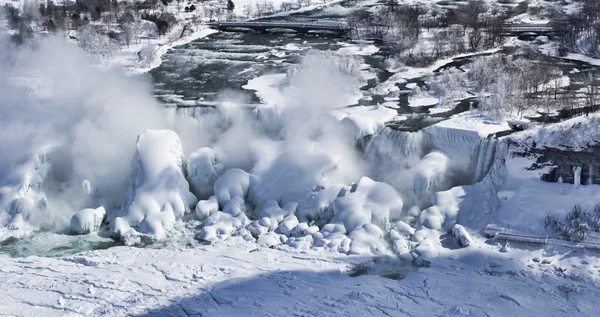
[0,232,118,258]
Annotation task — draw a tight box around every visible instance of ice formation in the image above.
[451,224,472,247]
[331,177,403,232]
[70,207,106,235]
[110,130,197,241]
[187,147,226,200]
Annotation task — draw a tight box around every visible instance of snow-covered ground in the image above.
[1,237,599,316]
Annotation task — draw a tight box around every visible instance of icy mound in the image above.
[332,177,403,232]
[187,147,226,200]
[196,149,404,255]
[214,169,250,207]
[111,130,198,241]
[70,207,106,235]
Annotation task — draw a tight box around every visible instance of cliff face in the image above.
[532,147,600,185]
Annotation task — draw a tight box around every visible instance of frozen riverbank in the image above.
[0,238,598,316]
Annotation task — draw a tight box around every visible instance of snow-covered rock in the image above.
[348,223,386,255]
[195,196,219,221]
[214,169,250,207]
[187,147,226,200]
[198,211,251,241]
[331,177,403,232]
[275,215,299,235]
[110,130,197,241]
[451,224,471,247]
[257,200,296,222]
[70,207,106,235]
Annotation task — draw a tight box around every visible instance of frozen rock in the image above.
[70,207,106,235]
[223,196,247,216]
[111,130,198,240]
[286,235,313,249]
[390,231,411,259]
[451,224,472,247]
[321,223,347,235]
[5,196,50,231]
[258,232,283,247]
[195,196,219,221]
[288,222,319,237]
[275,215,299,235]
[257,200,296,222]
[393,221,415,237]
[198,211,250,241]
[214,169,250,207]
[416,206,444,230]
[348,223,386,255]
[247,219,270,238]
[332,177,403,232]
[187,147,226,200]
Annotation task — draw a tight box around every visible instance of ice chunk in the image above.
[70,207,106,235]
[275,215,299,235]
[258,232,284,247]
[451,224,472,247]
[198,211,250,241]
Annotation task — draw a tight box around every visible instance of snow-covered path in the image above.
[1,239,598,316]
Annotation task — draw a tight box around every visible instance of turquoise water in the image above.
[0,232,119,258]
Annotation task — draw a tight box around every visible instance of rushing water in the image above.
[150,0,397,108]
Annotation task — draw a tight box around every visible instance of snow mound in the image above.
[195,196,219,221]
[70,207,106,235]
[111,130,197,241]
[187,147,226,200]
[214,169,250,208]
[332,177,403,232]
